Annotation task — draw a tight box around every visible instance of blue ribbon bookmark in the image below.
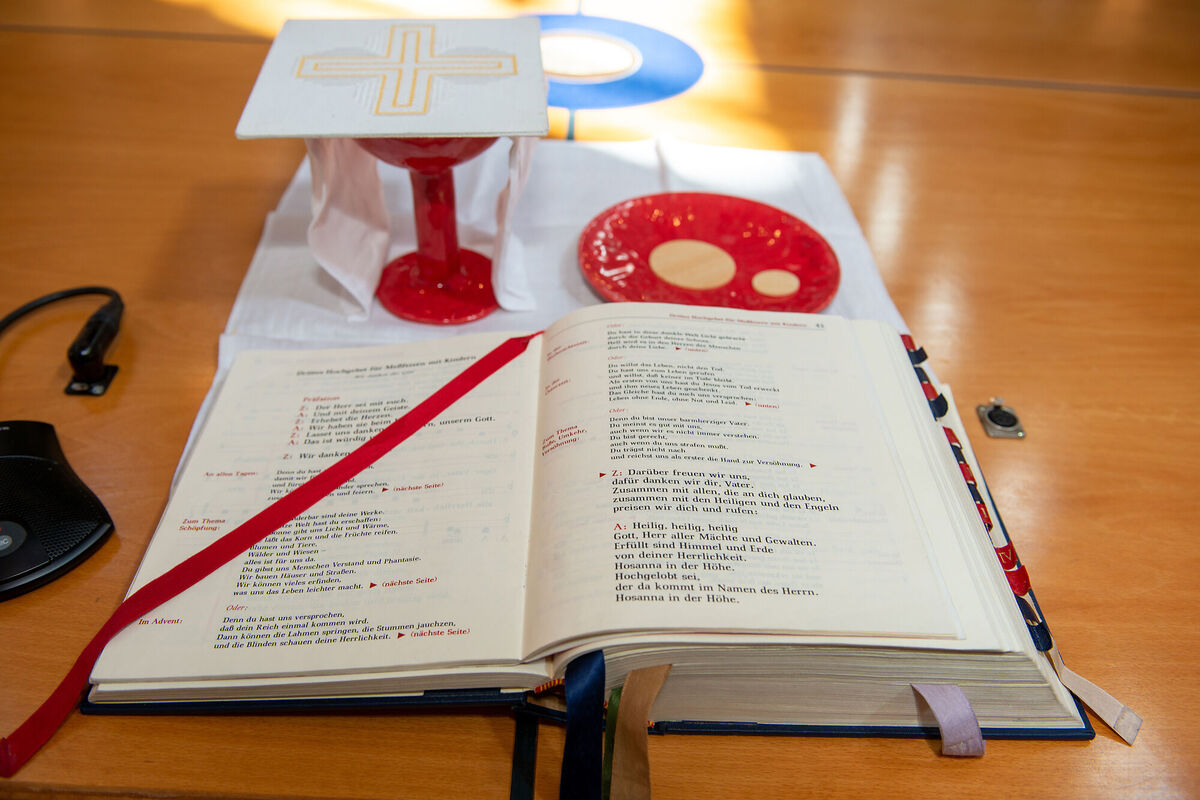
[510,709,539,800]
[560,650,606,800]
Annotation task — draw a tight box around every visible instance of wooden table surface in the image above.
[1,1,1197,797]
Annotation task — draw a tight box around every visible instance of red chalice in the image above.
[355,136,499,324]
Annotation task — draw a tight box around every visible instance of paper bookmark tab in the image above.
[911,684,986,757]
[1047,647,1142,744]
[610,665,672,800]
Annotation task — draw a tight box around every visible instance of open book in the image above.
[89,303,1087,736]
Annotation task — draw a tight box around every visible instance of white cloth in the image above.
[303,137,390,319]
[223,138,906,368]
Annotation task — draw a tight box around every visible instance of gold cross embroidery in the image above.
[296,24,517,115]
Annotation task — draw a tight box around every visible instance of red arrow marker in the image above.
[370,582,377,588]
[397,632,405,639]
[381,488,389,492]
[599,472,607,478]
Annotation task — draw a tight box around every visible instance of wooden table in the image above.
[1,1,1196,797]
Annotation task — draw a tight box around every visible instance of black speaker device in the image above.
[0,420,114,601]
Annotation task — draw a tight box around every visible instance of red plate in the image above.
[578,192,839,312]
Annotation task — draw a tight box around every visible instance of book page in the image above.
[93,334,541,684]
[523,304,962,657]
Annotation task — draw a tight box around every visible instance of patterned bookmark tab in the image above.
[911,684,986,757]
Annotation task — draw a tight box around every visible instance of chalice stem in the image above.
[410,167,460,281]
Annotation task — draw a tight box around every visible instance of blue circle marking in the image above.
[536,14,704,110]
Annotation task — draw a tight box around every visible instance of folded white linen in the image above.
[224,138,906,369]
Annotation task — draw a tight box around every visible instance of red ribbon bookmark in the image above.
[0,332,541,778]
